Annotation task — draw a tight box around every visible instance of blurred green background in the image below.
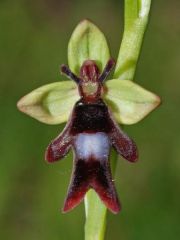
[0,0,180,239]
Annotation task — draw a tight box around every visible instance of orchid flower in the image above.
[17,20,160,214]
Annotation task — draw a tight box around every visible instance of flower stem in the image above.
[114,0,151,80]
[84,1,151,240]
[84,190,107,240]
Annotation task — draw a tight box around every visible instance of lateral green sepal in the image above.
[17,81,78,124]
[104,79,161,124]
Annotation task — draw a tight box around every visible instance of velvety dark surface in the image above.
[63,159,120,214]
[71,100,112,133]
[0,0,180,239]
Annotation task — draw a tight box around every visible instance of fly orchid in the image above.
[17,20,160,214]
[45,59,138,213]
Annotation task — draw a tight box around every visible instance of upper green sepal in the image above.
[68,19,110,74]
[104,79,161,124]
[17,81,78,124]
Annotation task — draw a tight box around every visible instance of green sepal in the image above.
[104,79,161,125]
[68,19,110,74]
[17,81,78,124]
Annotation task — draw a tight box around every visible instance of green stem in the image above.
[84,1,151,239]
[84,190,107,240]
[114,0,151,80]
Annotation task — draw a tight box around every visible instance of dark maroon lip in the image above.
[62,159,121,214]
[45,59,138,213]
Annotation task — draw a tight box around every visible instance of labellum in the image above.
[45,59,138,213]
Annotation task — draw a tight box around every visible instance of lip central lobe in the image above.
[74,132,110,160]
